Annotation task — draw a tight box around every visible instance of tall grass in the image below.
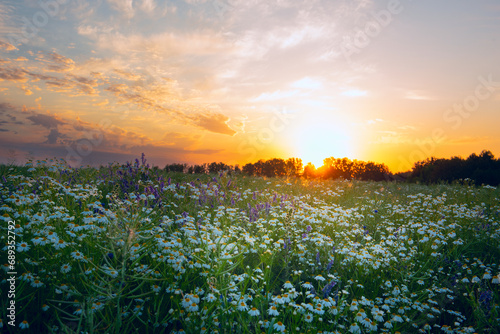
[1,158,499,333]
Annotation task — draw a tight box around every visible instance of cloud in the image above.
[0,102,18,115]
[0,40,17,51]
[106,0,136,18]
[404,90,434,100]
[27,114,65,129]
[162,132,200,147]
[251,89,300,102]
[0,67,28,82]
[36,52,75,72]
[341,89,368,97]
[46,128,65,144]
[291,77,323,90]
[189,112,236,136]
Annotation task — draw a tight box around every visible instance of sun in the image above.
[290,120,353,168]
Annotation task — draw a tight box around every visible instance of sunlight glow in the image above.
[290,119,353,168]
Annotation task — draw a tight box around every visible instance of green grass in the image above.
[1,159,499,333]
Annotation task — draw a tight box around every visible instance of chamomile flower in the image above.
[16,242,30,252]
[304,313,314,323]
[273,321,285,332]
[248,307,260,316]
[61,263,72,273]
[19,320,29,329]
[302,282,313,289]
[349,323,360,334]
[31,279,44,288]
[237,301,248,311]
[268,305,279,316]
[71,251,84,260]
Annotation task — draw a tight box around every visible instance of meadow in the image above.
[1,157,499,333]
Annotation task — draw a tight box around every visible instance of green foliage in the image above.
[0,157,499,333]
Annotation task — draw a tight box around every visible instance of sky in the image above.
[0,0,499,172]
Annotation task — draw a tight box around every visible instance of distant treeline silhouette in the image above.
[164,157,391,181]
[104,150,500,186]
[408,150,500,186]
[161,150,500,185]
[164,161,240,174]
[304,157,390,181]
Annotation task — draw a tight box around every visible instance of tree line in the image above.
[164,157,391,181]
[304,157,391,181]
[408,150,500,186]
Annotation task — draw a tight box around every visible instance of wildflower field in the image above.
[1,158,499,333]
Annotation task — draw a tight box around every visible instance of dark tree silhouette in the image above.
[409,150,500,186]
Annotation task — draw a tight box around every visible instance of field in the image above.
[1,158,499,333]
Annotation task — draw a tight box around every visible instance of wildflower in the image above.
[268,305,279,316]
[74,308,83,315]
[492,276,499,284]
[152,285,161,293]
[471,276,480,283]
[349,323,360,334]
[302,282,313,289]
[350,300,358,311]
[237,301,248,311]
[31,279,44,288]
[273,321,285,332]
[205,293,217,302]
[283,281,293,289]
[304,313,314,322]
[71,251,84,260]
[106,269,118,278]
[54,238,68,249]
[61,263,72,273]
[249,307,260,316]
[315,275,326,281]
[42,304,50,311]
[16,242,30,252]
[20,320,29,329]
[188,302,199,312]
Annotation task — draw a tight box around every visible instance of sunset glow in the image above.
[1,0,499,171]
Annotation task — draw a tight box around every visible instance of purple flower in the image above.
[322,280,336,298]
[326,259,334,272]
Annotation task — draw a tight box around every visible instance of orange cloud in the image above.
[188,112,236,136]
